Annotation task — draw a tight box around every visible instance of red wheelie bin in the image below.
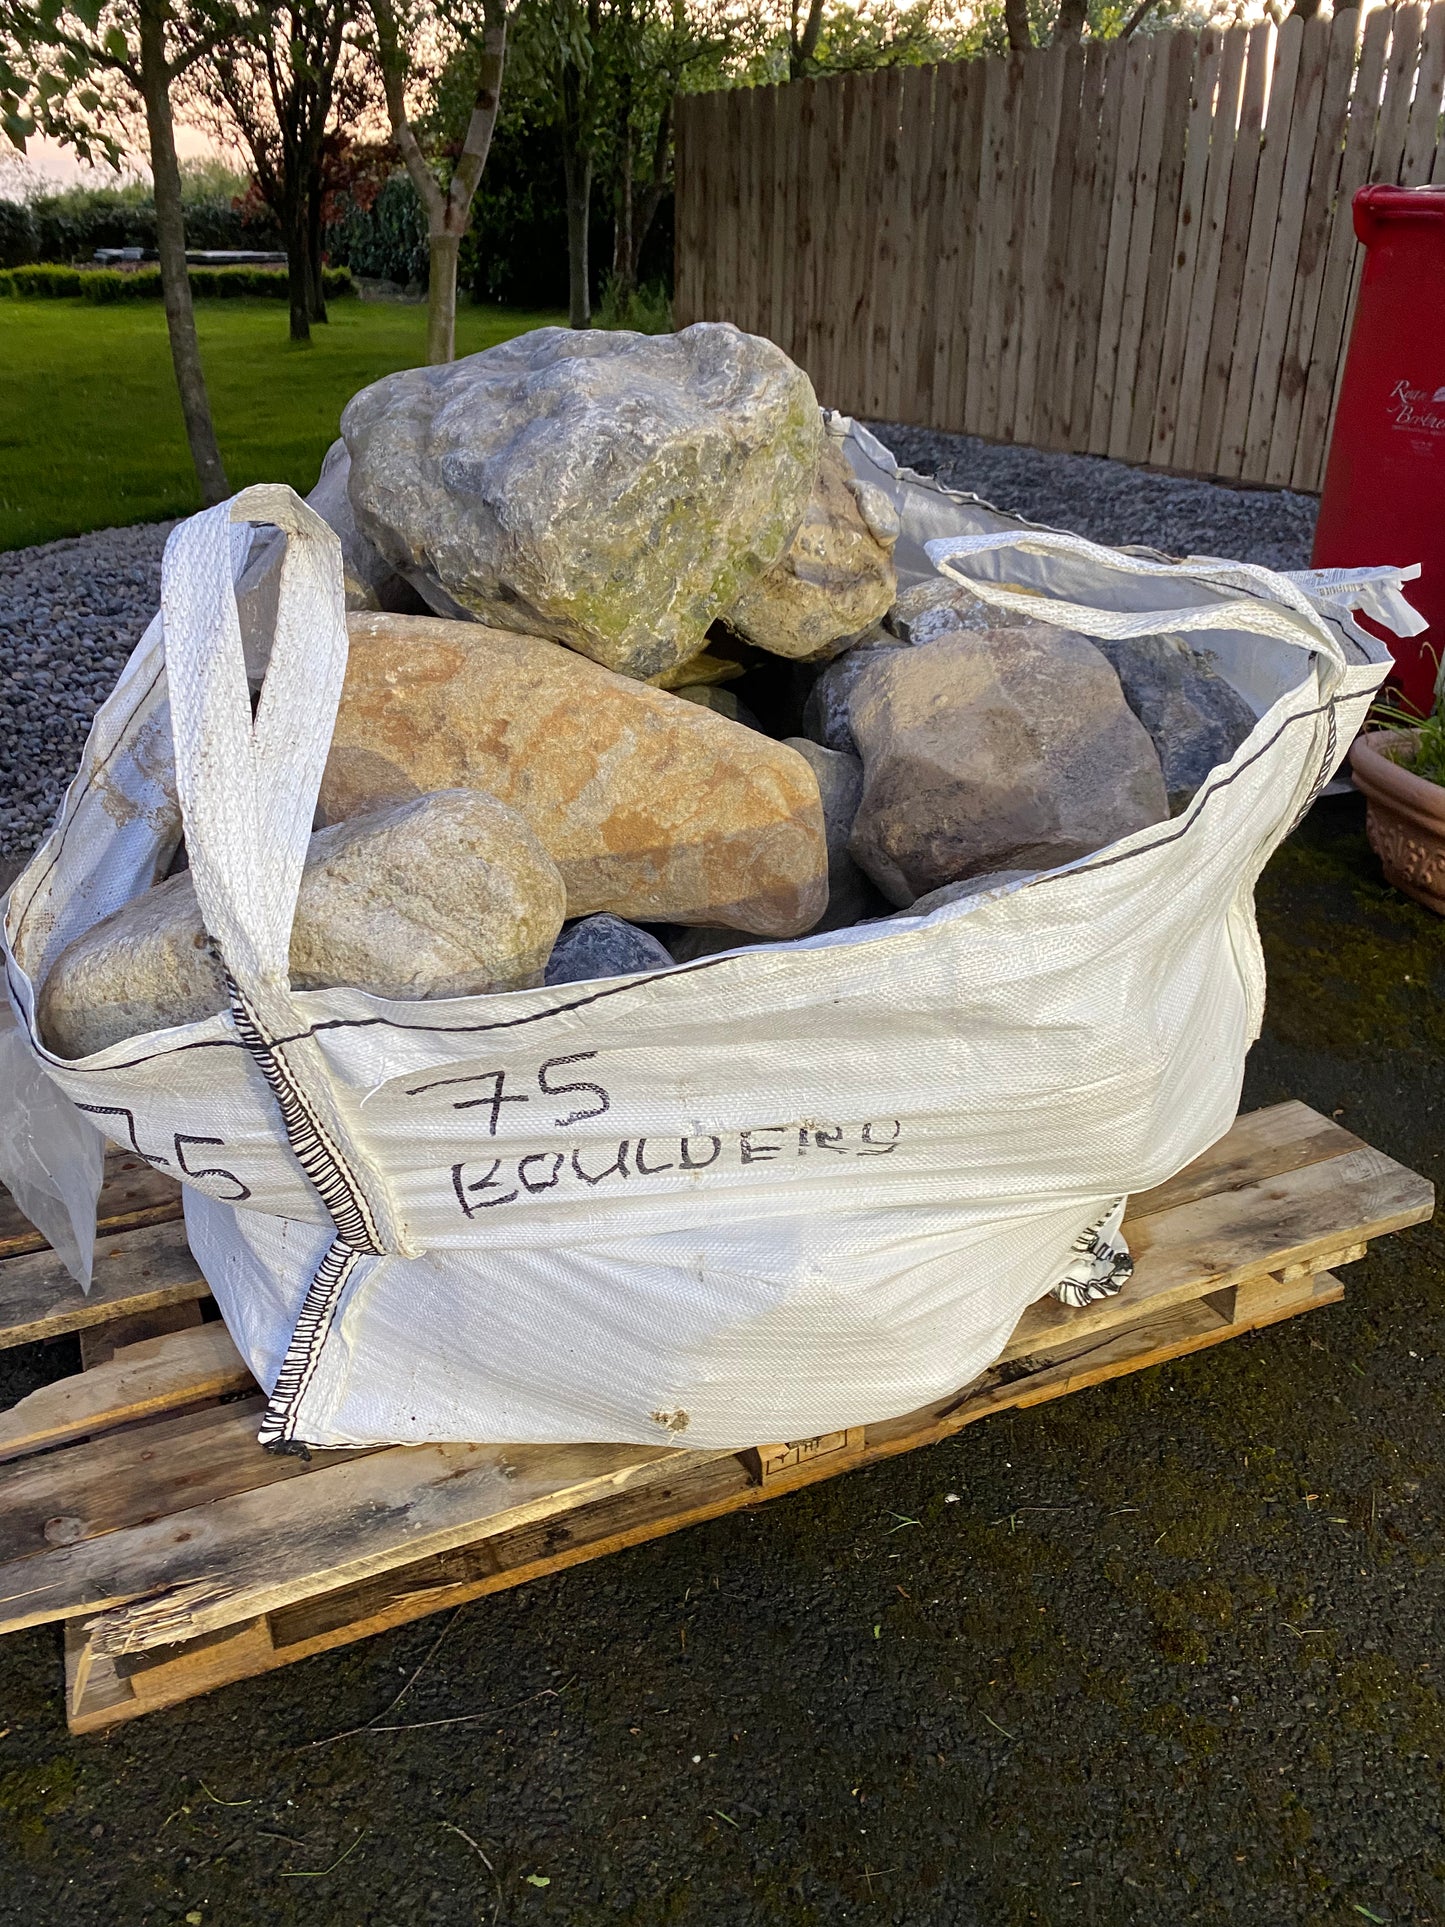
[1312,183,1445,719]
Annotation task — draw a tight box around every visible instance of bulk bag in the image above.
[2,427,1410,1452]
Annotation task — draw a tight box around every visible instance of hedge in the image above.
[0,264,356,302]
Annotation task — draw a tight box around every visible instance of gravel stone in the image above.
[868,421,1319,572]
[0,521,172,875]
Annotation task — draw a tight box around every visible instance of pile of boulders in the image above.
[39,323,1260,1058]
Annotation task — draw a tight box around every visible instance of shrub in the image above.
[0,200,38,269]
[328,172,429,288]
[0,264,355,301]
[27,175,279,262]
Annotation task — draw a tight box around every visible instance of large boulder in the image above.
[1093,634,1258,814]
[847,626,1169,905]
[341,323,822,682]
[234,440,424,683]
[39,790,566,1059]
[782,737,874,930]
[320,612,829,937]
[725,436,900,661]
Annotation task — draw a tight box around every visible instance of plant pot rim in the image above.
[1349,727,1445,826]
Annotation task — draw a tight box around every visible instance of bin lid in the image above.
[1354,182,1445,247]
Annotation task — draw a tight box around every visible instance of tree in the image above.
[369,0,509,363]
[603,0,734,303]
[0,0,252,502]
[197,0,362,343]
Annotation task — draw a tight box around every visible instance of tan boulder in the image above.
[725,438,900,661]
[320,612,829,936]
[40,789,565,1059]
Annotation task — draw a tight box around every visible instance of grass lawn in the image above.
[0,296,565,551]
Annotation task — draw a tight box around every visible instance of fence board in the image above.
[862,69,903,418]
[1126,30,1197,466]
[942,60,988,434]
[1089,35,1151,451]
[803,79,836,397]
[675,19,1437,490]
[1404,3,1445,181]
[1240,14,1331,482]
[1032,41,1088,450]
[1152,27,1227,466]
[1170,25,1249,469]
[1070,39,1129,450]
[1055,42,1109,448]
[1266,8,1359,486]
[1292,4,1390,489]
[1188,22,1273,475]
[1013,48,1067,447]
[1109,33,1185,459]
[1216,16,1303,479]
[884,66,929,421]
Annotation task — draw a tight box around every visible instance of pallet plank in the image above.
[0,1436,699,1645]
[0,1151,181,1261]
[0,1218,206,1353]
[0,1396,330,1567]
[65,1267,1347,1732]
[0,1321,251,1463]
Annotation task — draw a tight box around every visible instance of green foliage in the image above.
[0,295,564,549]
[23,174,278,260]
[0,262,355,299]
[327,171,429,288]
[595,273,671,332]
[0,192,34,264]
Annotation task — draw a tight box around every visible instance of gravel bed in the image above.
[868,421,1320,572]
[0,434,1320,874]
[0,521,172,873]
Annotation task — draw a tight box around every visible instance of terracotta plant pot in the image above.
[1349,728,1445,915]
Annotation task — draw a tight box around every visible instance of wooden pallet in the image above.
[0,1102,1430,1734]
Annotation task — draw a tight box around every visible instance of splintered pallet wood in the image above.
[0,1103,1429,1734]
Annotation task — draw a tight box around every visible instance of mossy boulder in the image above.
[341,323,822,682]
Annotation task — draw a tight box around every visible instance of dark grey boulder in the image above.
[783,737,875,930]
[1093,635,1258,814]
[847,626,1169,906]
[801,636,904,753]
[544,915,675,986]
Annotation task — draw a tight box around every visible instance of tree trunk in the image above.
[1005,0,1033,50]
[137,0,228,504]
[613,134,635,301]
[563,142,592,329]
[306,173,328,324]
[1052,0,1087,44]
[426,230,461,364]
[283,207,311,344]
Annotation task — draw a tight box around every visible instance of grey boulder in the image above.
[545,915,674,986]
[1093,634,1258,814]
[234,439,423,682]
[847,626,1169,905]
[40,790,566,1059]
[885,576,1023,645]
[802,635,905,753]
[726,436,900,661]
[783,737,874,930]
[341,322,822,681]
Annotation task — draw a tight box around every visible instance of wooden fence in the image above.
[674,8,1445,492]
